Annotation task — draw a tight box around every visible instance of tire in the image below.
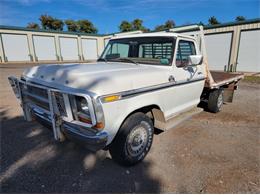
[208,89,224,113]
[109,112,154,166]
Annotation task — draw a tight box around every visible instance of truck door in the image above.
[165,38,205,117]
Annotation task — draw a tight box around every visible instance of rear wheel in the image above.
[208,89,224,113]
[109,112,154,166]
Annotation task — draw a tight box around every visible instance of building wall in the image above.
[203,21,260,72]
[0,28,104,64]
[0,20,260,72]
[204,32,233,71]
[236,29,260,72]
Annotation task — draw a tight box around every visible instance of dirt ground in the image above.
[0,65,259,193]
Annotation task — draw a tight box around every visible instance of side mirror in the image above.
[188,55,203,66]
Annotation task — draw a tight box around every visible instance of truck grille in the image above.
[20,83,68,117]
[54,92,67,117]
[27,85,48,99]
[21,83,50,111]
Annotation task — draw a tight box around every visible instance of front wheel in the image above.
[109,112,154,166]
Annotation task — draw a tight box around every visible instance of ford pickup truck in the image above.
[8,25,244,166]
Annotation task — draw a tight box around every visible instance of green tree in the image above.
[51,19,64,31]
[65,19,79,32]
[154,24,166,31]
[132,18,144,30]
[27,22,40,29]
[39,15,64,31]
[236,16,246,21]
[155,20,175,31]
[142,28,150,33]
[208,16,220,25]
[164,20,175,29]
[119,20,132,32]
[198,21,204,26]
[77,20,98,33]
[39,14,54,29]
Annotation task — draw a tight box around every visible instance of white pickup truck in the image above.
[8,25,243,166]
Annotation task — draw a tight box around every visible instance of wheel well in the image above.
[132,105,160,115]
[119,104,165,132]
[125,104,160,119]
[201,87,224,101]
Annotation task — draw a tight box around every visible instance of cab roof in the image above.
[110,31,196,41]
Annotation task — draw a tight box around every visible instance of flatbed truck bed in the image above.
[207,71,244,89]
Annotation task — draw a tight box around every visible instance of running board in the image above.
[153,107,203,131]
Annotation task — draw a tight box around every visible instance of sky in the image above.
[0,0,259,34]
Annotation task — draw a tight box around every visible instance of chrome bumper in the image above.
[33,107,108,151]
[62,122,108,151]
[8,76,108,151]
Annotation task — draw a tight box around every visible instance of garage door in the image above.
[237,30,260,72]
[82,39,98,60]
[33,35,56,61]
[1,34,30,61]
[205,33,232,71]
[59,37,79,61]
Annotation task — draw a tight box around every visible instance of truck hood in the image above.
[23,62,169,95]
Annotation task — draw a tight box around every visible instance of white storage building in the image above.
[0,18,259,72]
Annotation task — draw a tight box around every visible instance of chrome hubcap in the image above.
[126,125,148,157]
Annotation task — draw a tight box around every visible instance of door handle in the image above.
[168,75,176,82]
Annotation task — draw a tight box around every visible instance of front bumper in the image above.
[8,76,108,151]
[33,108,108,151]
[62,122,108,151]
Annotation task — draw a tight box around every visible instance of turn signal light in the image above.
[78,115,104,129]
[103,95,121,102]
[94,122,105,129]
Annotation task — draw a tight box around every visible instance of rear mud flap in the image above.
[223,83,237,103]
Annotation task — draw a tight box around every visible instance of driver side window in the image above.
[176,40,196,67]
[110,43,130,58]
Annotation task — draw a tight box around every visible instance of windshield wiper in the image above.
[115,58,139,65]
[97,58,108,62]
[98,57,139,65]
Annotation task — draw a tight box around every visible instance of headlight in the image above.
[75,96,91,118]
[71,95,105,130]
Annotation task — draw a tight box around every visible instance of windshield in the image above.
[98,37,175,66]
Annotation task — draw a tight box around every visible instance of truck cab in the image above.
[99,32,205,118]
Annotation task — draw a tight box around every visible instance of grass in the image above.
[243,76,260,84]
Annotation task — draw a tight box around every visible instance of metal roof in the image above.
[203,18,260,29]
[0,25,105,37]
[0,18,259,36]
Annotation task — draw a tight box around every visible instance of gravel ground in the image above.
[0,65,259,193]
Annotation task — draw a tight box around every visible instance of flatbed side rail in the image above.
[206,71,244,89]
